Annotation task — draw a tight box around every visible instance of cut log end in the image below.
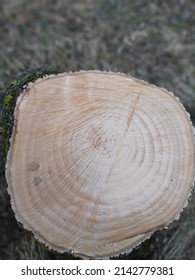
[5,71,195,259]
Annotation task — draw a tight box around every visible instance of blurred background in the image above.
[0,0,195,259]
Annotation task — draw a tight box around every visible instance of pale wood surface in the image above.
[6,71,195,258]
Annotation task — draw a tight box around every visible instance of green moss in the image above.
[4,94,13,108]
[0,66,59,161]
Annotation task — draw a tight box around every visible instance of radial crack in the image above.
[125,91,142,131]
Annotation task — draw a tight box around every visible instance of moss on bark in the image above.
[0,67,59,161]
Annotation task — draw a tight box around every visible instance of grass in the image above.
[0,0,195,259]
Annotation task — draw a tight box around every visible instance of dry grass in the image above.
[0,0,195,259]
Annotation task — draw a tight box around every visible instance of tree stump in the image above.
[1,70,195,259]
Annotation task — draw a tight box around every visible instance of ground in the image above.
[0,0,195,259]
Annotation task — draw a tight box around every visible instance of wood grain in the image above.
[6,71,195,259]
